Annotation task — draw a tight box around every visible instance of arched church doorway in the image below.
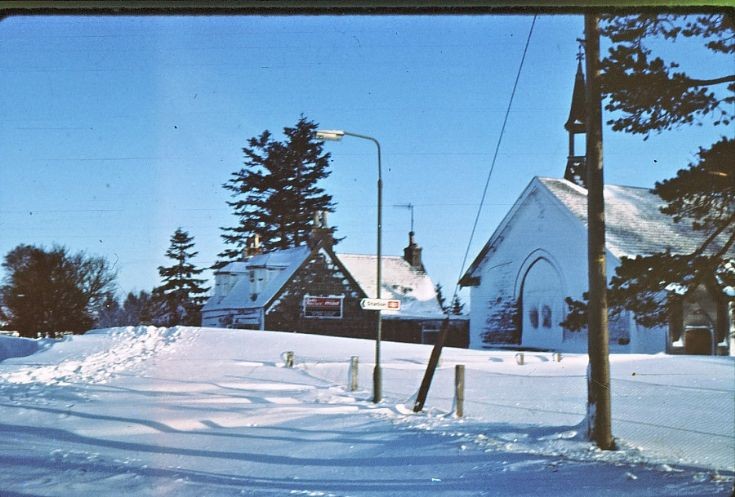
[520,257,564,349]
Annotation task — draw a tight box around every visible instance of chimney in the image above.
[245,233,262,257]
[309,210,333,249]
[403,231,424,271]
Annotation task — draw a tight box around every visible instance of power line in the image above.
[454,14,537,300]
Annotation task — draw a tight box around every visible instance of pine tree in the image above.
[154,228,209,326]
[450,295,465,316]
[96,293,122,328]
[564,14,734,329]
[121,290,156,326]
[435,283,448,313]
[218,116,335,266]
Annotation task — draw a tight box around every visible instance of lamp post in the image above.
[316,129,383,403]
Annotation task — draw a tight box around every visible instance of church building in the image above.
[459,59,732,355]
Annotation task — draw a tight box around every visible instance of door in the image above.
[521,258,563,349]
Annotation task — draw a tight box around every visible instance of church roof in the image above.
[538,177,704,259]
[461,176,724,286]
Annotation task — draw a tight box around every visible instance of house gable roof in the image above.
[204,241,446,320]
[337,253,445,319]
[203,245,311,313]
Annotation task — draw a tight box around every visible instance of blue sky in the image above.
[0,14,728,304]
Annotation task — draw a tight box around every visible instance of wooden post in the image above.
[350,356,359,391]
[413,317,450,412]
[585,13,614,451]
[455,364,465,418]
[284,351,294,368]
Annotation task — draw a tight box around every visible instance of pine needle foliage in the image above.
[154,228,209,326]
[217,116,336,266]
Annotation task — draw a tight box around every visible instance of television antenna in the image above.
[394,203,415,232]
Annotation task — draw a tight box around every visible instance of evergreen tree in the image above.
[121,290,156,326]
[94,290,158,328]
[565,14,734,329]
[218,116,335,265]
[435,283,448,313]
[600,14,733,137]
[450,294,465,316]
[0,244,116,337]
[96,293,122,328]
[154,228,209,326]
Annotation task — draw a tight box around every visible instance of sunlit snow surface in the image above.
[0,326,732,496]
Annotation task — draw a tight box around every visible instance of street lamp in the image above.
[316,129,383,403]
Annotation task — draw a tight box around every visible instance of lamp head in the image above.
[315,129,345,141]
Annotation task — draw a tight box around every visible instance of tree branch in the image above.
[685,74,735,87]
[691,210,735,259]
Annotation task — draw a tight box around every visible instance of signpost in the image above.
[360,298,401,311]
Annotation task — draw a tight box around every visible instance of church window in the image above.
[529,306,539,329]
[542,305,552,328]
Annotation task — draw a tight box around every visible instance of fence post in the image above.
[455,364,465,418]
[284,351,294,368]
[350,356,359,391]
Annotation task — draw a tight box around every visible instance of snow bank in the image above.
[0,326,189,386]
[0,334,39,361]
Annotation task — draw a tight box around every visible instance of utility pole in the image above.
[584,12,614,450]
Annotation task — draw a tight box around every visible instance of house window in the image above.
[541,305,552,329]
[422,324,441,344]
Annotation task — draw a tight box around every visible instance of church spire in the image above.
[564,46,588,188]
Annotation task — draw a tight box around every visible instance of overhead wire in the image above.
[451,14,538,304]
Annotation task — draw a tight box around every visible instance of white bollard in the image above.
[515,352,525,366]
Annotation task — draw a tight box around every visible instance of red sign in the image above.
[303,296,344,318]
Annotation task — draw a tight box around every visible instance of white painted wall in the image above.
[468,181,667,353]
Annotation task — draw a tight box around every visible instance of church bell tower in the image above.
[564,48,588,188]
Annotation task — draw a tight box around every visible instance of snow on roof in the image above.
[203,245,311,312]
[204,245,446,320]
[337,254,445,319]
[538,177,706,259]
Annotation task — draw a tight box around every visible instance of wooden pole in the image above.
[455,364,465,418]
[413,317,450,412]
[350,356,359,391]
[584,12,614,451]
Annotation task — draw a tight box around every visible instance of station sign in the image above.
[360,298,401,311]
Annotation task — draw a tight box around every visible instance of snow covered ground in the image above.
[0,326,732,496]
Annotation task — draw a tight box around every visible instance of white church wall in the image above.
[469,181,664,353]
[470,185,590,349]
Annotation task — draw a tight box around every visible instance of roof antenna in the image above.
[394,203,415,232]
